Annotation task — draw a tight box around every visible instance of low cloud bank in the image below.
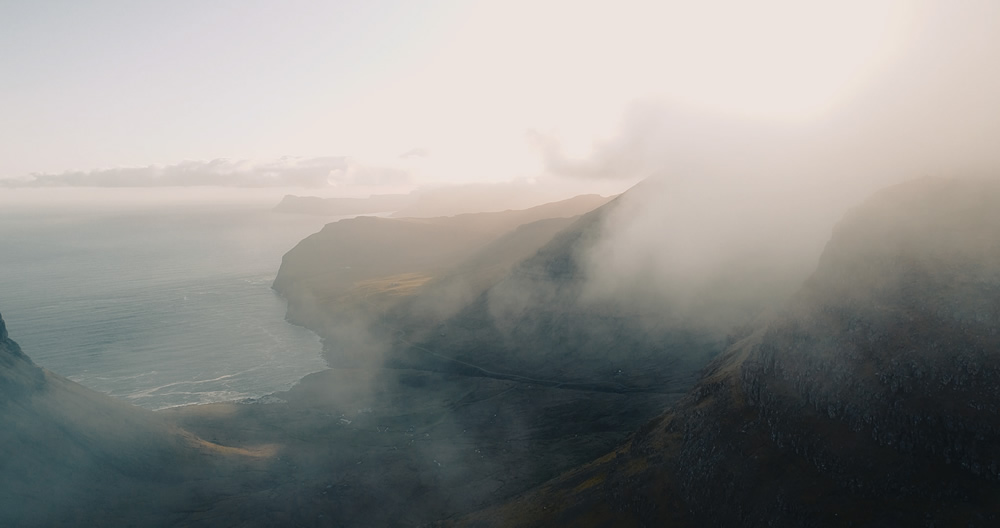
[0,156,409,189]
[555,2,1000,327]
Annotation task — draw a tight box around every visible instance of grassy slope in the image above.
[271,194,613,346]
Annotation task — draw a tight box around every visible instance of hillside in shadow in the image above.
[456,178,1000,527]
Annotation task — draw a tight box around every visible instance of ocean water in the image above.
[0,203,336,410]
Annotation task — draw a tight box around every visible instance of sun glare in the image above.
[503,0,918,122]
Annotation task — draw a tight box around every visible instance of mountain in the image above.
[262,187,802,523]
[164,363,679,526]
[387,181,805,394]
[20,177,994,526]
[459,178,1000,527]
[0,313,274,527]
[388,184,583,218]
[0,306,675,527]
[272,194,614,363]
[274,180,808,416]
[4,185,788,526]
[383,215,582,330]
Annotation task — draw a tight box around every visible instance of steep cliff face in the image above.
[396,196,707,390]
[272,194,613,337]
[462,178,1000,527]
[401,182,802,393]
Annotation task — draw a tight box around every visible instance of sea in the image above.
[0,201,338,410]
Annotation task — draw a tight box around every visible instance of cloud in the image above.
[532,3,1000,189]
[398,148,429,160]
[529,102,795,181]
[557,1,1000,334]
[0,156,378,188]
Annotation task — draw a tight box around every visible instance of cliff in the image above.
[390,180,803,393]
[459,178,1000,527]
[271,194,614,362]
[10,178,997,526]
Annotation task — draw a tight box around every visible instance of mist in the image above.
[4,1,1000,526]
[268,0,1000,458]
[526,1,1000,332]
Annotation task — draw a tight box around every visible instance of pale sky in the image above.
[1,0,995,196]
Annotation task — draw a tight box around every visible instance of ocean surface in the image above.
[0,203,337,410]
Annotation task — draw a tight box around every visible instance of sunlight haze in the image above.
[2,0,930,193]
[5,2,1000,526]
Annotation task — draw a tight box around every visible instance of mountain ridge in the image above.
[393,181,804,393]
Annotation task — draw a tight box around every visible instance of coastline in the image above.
[0,205,333,410]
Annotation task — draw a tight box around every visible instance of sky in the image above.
[1,0,998,200]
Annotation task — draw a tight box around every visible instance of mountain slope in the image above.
[0,313,268,527]
[385,216,581,330]
[460,177,1000,527]
[272,194,613,364]
[394,181,803,393]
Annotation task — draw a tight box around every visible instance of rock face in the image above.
[461,178,1000,527]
